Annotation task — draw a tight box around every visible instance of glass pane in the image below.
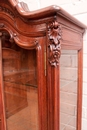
[60,50,78,130]
[2,43,39,130]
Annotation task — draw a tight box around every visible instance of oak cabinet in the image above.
[0,0,86,130]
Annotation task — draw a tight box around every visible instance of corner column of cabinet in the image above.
[46,19,61,130]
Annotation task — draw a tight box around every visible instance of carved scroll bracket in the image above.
[48,20,62,67]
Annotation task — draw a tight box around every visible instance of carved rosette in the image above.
[48,21,62,67]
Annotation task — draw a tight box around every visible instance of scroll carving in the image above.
[48,21,62,67]
[0,6,15,18]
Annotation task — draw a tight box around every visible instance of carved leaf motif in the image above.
[48,21,62,67]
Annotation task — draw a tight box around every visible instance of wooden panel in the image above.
[61,26,83,49]
[62,27,82,44]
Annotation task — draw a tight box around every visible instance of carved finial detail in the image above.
[48,21,62,67]
[0,6,15,18]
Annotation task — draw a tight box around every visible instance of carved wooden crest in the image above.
[48,20,62,67]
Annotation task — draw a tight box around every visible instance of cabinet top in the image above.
[0,0,87,29]
[0,0,86,53]
[1,0,85,29]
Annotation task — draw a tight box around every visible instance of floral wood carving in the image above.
[48,21,62,67]
[0,6,15,18]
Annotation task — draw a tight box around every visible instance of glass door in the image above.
[2,40,39,130]
[60,50,78,130]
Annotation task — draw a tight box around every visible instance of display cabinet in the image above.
[0,0,86,130]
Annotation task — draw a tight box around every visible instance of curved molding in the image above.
[7,0,86,28]
[13,36,39,49]
[8,0,19,7]
[0,23,13,38]
[48,20,62,67]
[0,5,15,19]
[8,0,60,19]
[0,1,86,28]
[0,23,39,50]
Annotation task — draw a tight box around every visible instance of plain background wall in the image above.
[19,0,87,130]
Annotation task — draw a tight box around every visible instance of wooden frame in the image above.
[0,0,86,130]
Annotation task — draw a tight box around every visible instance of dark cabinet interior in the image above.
[0,0,86,130]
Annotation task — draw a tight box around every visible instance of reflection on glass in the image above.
[2,44,38,130]
[60,50,77,130]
